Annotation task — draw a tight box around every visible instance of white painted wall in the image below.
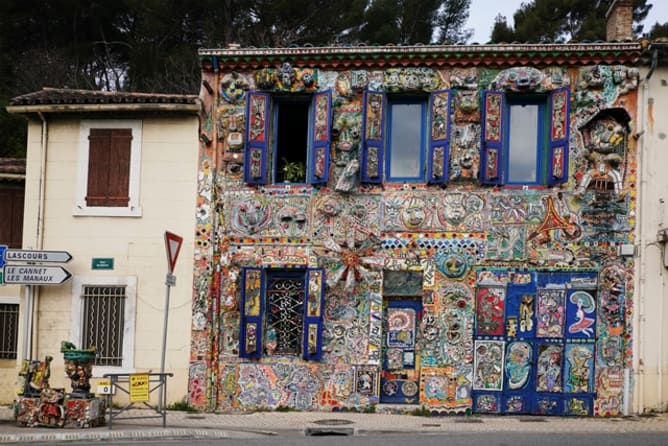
[634,61,668,414]
[0,114,198,405]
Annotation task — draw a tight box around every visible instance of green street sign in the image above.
[92,258,114,270]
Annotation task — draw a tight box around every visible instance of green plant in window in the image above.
[280,157,306,182]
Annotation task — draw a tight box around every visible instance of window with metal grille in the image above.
[0,303,19,359]
[82,286,125,366]
[266,273,304,356]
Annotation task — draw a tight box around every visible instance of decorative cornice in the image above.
[199,42,644,71]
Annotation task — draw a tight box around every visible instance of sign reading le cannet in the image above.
[2,265,72,285]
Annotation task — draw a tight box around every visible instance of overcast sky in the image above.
[466,0,668,43]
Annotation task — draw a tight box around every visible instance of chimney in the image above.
[606,0,633,41]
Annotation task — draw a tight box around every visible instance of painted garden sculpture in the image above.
[61,341,96,398]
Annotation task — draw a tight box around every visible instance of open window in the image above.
[480,88,569,186]
[244,90,332,185]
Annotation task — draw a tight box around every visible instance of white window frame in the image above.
[70,275,136,376]
[73,120,143,217]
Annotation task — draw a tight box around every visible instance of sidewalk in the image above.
[1,404,667,443]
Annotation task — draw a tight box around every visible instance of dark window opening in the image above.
[276,101,309,183]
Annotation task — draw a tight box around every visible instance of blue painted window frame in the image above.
[239,266,325,361]
[385,97,427,183]
[504,95,547,186]
[244,90,332,185]
[481,88,570,187]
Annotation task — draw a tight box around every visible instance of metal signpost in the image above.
[160,231,182,410]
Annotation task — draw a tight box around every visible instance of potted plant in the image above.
[280,157,306,183]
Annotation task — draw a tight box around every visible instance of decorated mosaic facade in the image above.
[190,43,642,416]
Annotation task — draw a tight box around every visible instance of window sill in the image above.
[72,205,142,217]
[496,184,549,190]
[93,365,136,377]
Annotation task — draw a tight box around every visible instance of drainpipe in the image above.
[23,112,48,360]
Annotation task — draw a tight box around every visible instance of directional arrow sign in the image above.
[2,265,72,285]
[4,249,72,263]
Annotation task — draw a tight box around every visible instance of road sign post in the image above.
[160,231,183,410]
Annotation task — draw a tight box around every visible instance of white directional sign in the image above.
[2,265,72,285]
[4,249,72,263]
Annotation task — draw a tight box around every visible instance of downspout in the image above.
[36,112,47,249]
[31,111,48,360]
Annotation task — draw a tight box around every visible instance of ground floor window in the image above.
[82,285,126,366]
[239,267,325,360]
[0,302,19,359]
[70,275,136,372]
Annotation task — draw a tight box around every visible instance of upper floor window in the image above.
[361,90,452,185]
[0,185,24,248]
[244,91,332,185]
[481,88,570,187]
[239,267,325,360]
[387,99,426,181]
[75,120,142,217]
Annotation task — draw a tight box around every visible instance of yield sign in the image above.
[164,231,183,275]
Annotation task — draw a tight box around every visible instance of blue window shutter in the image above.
[427,89,452,184]
[480,90,505,185]
[360,90,386,183]
[308,89,332,185]
[547,87,570,186]
[240,267,264,359]
[302,268,325,361]
[244,92,270,184]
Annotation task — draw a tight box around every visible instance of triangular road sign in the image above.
[164,231,183,274]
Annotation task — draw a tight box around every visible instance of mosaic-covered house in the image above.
[189,22,646,416]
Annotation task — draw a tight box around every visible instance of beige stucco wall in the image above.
[634,63,668,414]
[0,283,23,403]
[0,114,198,405]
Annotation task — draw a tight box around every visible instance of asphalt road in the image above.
[26,431,668,446]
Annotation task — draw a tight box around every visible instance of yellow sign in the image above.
[96,379,114,395]
[129,373,150,402]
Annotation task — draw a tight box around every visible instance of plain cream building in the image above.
[635,42,668,414]
[1,88,200,405]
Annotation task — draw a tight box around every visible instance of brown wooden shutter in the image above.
[0,186,24,248]
[86,128,132,207]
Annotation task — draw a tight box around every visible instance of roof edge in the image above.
[199,42,644,56]
[6,102,201,115]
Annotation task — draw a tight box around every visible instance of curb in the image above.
[0,428,232,444]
